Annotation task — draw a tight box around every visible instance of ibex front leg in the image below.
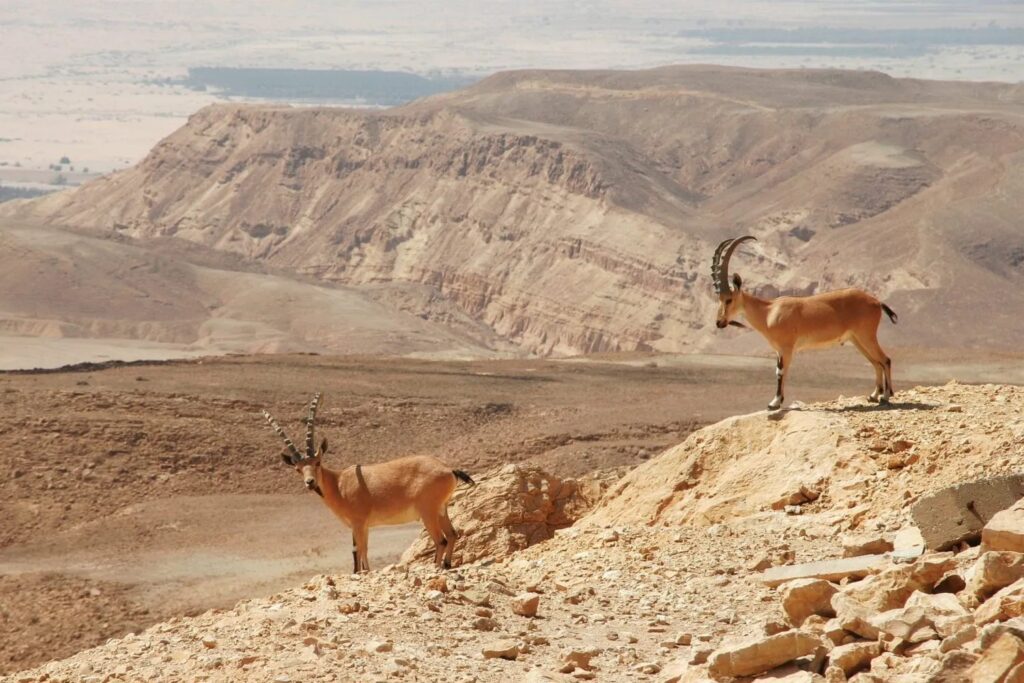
[768,349,792,411]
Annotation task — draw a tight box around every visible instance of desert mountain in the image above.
[4,66,1024,356]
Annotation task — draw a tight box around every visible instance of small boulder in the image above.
[965,632,1024,682]
[512,592,541,618]
[841,533,894,558]
[482,639,520,660]
[771,485,821,510]
[708,630,823,678]
[838,555,955,612]
[781,579,839,627]
[983,499,1024,553]
[975,578,1024,626]
[828,641,881,677]
[967,552,1024,601]
[832,592,881,640]
[904,591,972,638]
[560,646,601,672]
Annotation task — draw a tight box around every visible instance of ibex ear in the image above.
[281,451,293,466]
[319,437,328,456]
[732,273,742,290]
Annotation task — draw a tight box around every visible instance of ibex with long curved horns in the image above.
[263,393,475,572]
[711,236,898,410]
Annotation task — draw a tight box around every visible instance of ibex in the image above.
[263,393,475,572]
[711,236,898,410]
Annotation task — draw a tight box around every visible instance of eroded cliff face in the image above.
[9,66,1024,355]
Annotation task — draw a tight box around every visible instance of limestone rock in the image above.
[867,606,936,643]
[781,579,839,627]
[402,464,612,566]
[904,591,973,638]
[983,500,1024,554]
[561,646,601,672]
[512,592,541,618]
[965,632,1024,682]
[967,552,1024,601]
[977,620,1024,651]
[975,579,1024,626]
[482,639,520,660]
[708,630,823,678]
[771,485,821,511]
[838,555,956,612]
[832,592,882,640]
[841,533,894,558]
[828,641,881,677]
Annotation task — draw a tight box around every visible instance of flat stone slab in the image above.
[911,474,1024,551]
[760,555,887,587]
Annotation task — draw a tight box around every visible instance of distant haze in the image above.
[0,1,1022,178]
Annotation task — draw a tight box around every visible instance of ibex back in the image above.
[263,393,475,572]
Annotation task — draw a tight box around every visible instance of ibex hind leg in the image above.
[854,335,892,404]
[440,508,459,569]
[852,338,884,402]
[420,513,447,569]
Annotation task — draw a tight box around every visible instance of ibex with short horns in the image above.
[263,393,475,572]
[711,236,898,410]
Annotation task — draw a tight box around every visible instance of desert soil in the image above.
[5,379,1023,683]
[0,348,991,674]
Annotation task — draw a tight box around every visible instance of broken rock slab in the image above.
[911,475,1024,551]
[761,556,888,588]
[708,630,823,678]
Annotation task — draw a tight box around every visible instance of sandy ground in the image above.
[0,495,420,615]
[0,336,207,370]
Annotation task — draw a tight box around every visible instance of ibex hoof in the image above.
[443,560,452,570]
[879,396,891,405]
[867,394,879,403]
[767,401,782,411]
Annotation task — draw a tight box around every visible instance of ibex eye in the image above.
[726,299,733,305]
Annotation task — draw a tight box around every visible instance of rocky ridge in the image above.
[6,382,1024,682]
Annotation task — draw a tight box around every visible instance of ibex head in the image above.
[263,393,328,496]
[711,235,756,329]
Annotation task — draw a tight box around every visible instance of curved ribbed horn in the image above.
[711,238,734,294]
[718,235,757,293]
[305,392,321,457]
[263,410,302,463]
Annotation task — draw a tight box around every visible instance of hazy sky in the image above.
[3,1,1023,79]
[2,1,1022,176]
